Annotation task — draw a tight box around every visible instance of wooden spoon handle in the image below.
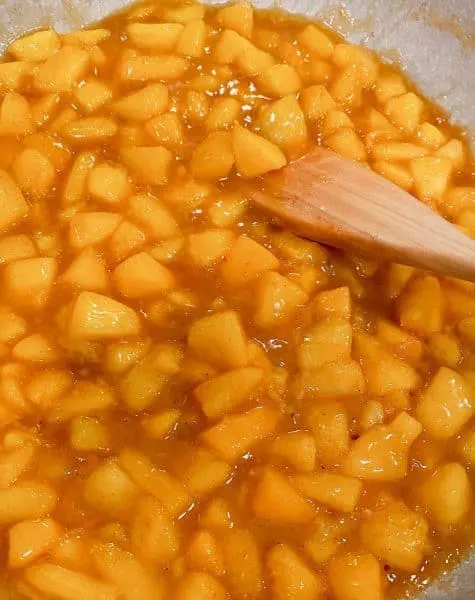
[251,148,475,282]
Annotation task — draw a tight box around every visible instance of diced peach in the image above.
[300,84,336,121]
[324,127,366,161]
[145,112,185,147]
[190,131,235,180]
[398,275,443,336]
[62,247,109,292]
[62,151,97,205]
[114,252,175,298]
[328,553,382,600]
[188,310,248,369]
[221,235,279,288]
[118,52,189,82]
[416,367,474,439]
[49,106,79,136]
[0,62,32,91]
[25,563,117,600]
[384,92,424,133]
[0,235,36,265]
[253,468,314,523]
[216,1,253,38]
[12,148,55,199]
[293,472,362,512]
[237,48,275,77]
[0,307,27,344]
[222,529,262,598]
[113,83,169,121]
[104,340,150,375]
[269,431,316,472]
[298,24,334,57]
[91,542,165,600]
[73,79,112,113]
[294,360,365,399]
[175,572,226,600]
[344,412,422,481]
[34,45,89,92]
[108,220,147,263]
[297,317,352,370]
[26,370,73,411]
[88,163,130,205]
[0,92,34,135]
[49,380,114,422]
[12,334,59,364]
[24,132,71,171]
[70,416,109,452]
[417,462,471,529]
[232,122,287,177]
[119,448,191,516]
[304,401,349,466]
[355,333,419,395]
[69,212,121,250]
[61,28,110,47]
[84,459,138,517]
[254,272,308,328]
[360,496,429,571]
[180,447,231,496]
[61,116,118,143]
[4,257,57,310]
[177,20,207,57]
[141,409,181,440]
[213,29,254,64]
[268,543,325,600]
[259,94,307,151]
[206,97,241,131]
[120,146,173,185]
[257,64,302,97]
[119,347,175,410]
[0,170,29,233]
[186,529,225,577]
[312,286,351,320]
[69,291,141,339]
[9,518,63,567]
[0,484,57,524]
[0,444,35,487]
[131,495,179,565]
[434,139,465,174]
[188,229,234,268]
[202,406,280,462]
[128,194,178,241]
[194,367,264,419]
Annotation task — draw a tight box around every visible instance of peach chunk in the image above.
[188,310,248,369]
[61,247,109,292]
[221,235,279,288]
[69,291,141,339]
[343,412,422,481]
[232,122,287,177]
[202,406,280,462]
[8,518,63,567]
[69,212,122,250]
[0,92,34,135]
[33,45,89,92]
[0,170,29,233]
[253,468,314,523]
[113,252,175,298]
[4,257,57,310]
[194,367,264,419]
[268,543,325,600]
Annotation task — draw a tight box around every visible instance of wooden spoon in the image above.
[250,147,475,282]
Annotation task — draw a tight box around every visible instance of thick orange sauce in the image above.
[0,2,474,600]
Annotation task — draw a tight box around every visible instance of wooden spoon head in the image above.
[249,147,475,283]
